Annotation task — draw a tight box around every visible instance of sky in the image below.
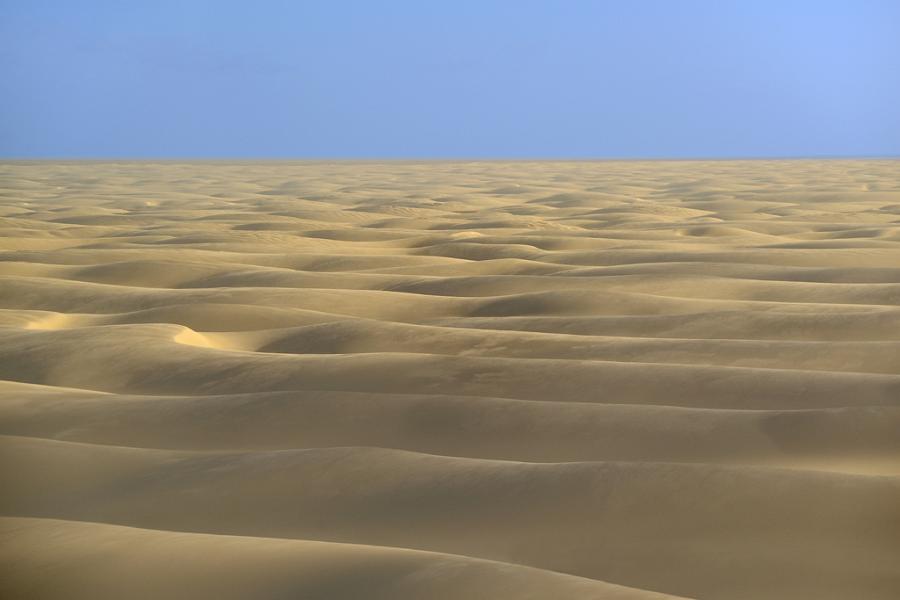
[1,0,898,158]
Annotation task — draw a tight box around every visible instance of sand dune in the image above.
[3,436,899,600]
[1,160,899,599]
[2,518,682,600]
[2,381,898,473]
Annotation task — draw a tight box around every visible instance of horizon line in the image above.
[2,154,899,163]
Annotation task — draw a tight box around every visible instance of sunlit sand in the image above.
[2,160,899,599]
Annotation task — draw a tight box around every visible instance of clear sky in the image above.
[2,0,898,158]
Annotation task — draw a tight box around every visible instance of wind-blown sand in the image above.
[1,160,899,599]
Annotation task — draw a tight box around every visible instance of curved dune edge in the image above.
[2,160,900,600]
[2,324,900,408]
[1,382,899,474]
[0,517,689,600]
[2,436,899,600]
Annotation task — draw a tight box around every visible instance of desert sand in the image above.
[1,159,899,599]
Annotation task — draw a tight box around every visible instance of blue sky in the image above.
[1,0,898,158]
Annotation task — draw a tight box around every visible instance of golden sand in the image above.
[1,160,899,599]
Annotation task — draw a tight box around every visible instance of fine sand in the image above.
[1,160,899,599]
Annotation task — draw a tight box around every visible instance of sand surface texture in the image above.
[1,160,899,599]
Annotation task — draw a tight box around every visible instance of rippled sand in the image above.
[1,160,899,600]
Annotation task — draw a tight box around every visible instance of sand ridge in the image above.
[1,160,899,599]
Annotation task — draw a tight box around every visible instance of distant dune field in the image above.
[1,160,899,600]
